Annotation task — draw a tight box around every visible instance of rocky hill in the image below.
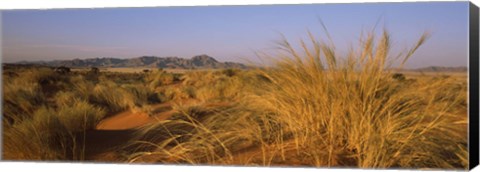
[410,66,468,72]
[14,55,248,69]
[391,66,468,73]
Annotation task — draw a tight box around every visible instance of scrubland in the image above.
[2,30,468,170]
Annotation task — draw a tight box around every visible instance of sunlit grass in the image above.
[2,28,468,169]
[126,29,467,169]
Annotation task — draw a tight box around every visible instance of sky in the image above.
[1,2,469,68]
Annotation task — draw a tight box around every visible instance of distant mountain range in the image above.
[394,66,468,73]
[7,55,467,72]
[408,66,468,72]
[13,55,248,69]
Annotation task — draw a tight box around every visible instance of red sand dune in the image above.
[82,100,236,162]
[78,103,176,161]
[96,111,151,130]
[96,103,174,130]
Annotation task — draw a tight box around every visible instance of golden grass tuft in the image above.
[243,29,467,168]
[127,29,467,169]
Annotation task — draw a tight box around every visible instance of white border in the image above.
[0,0,478,172]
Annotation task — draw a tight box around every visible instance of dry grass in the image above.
[126,29,467,169]
[242,30,467,168]
[2,29,468,170]
[2,68,147,160]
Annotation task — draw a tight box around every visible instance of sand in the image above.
[76,102,176,161]
[96,103,174,130]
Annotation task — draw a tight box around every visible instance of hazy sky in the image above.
[1,2,469,68]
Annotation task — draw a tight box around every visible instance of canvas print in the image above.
[1,1,475,170]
